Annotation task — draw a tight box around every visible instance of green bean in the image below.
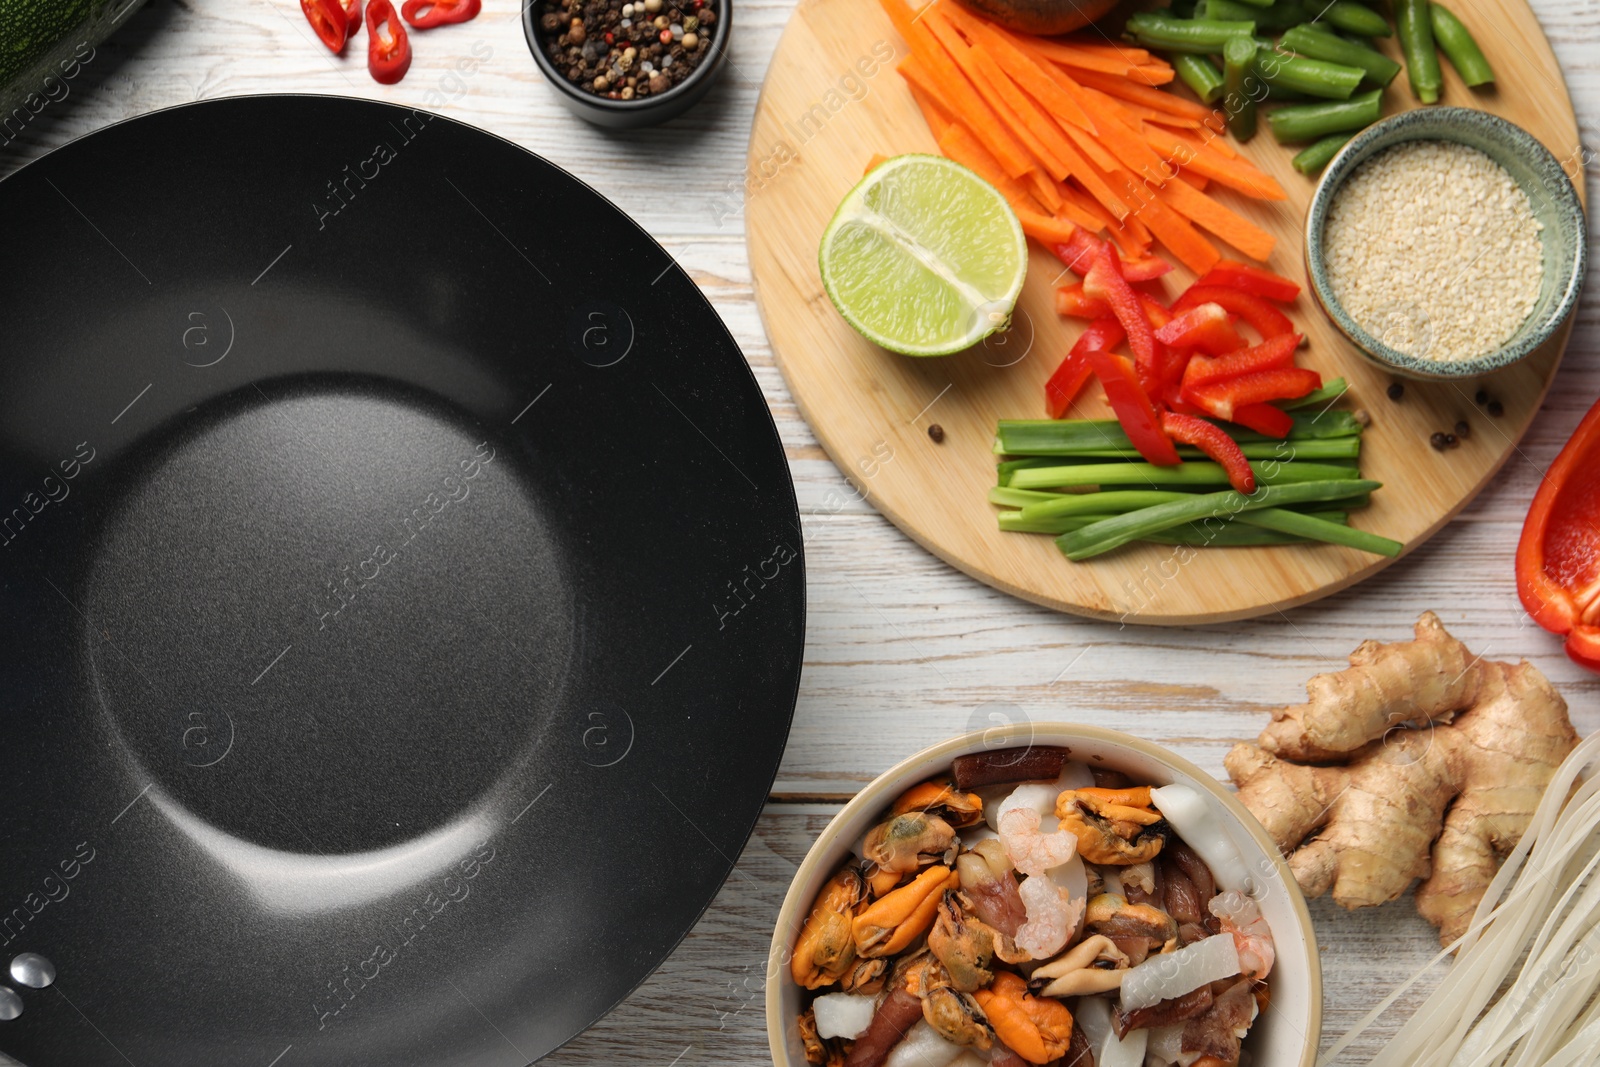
[1430,3,1494,85]
[1237,508,1403,554]
[994,413,1363,455]
[1267,88,1383,142]
[1126,12,1257,52]
[1319,0,1391,36]
[1210,0,1317,27]
[1397,0,1442,101]
[1169,0,1200,17]
[1202,0,1273,20]
[1279,24,1402,83]
[1276,377,1348,409]
[1009,460,1360,491]
[1174,53,1226,103]
[1057,480,1382,559]
[1254,46,1366,98]
[1292,132,1356,173]
[1222,36,1261,139]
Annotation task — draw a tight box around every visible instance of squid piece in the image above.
[972,972,1075,1066]
[793,866,869,990]
[891,779,987,829]
[1056,789,1167,866]
[854,866,959,958]
[863,813,959,874]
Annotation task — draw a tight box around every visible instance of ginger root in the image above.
[1226,612,1578,945]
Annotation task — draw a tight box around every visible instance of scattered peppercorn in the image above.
[1488,400,1504,417]
[1455,420,1470,439]
[1353,408,1371,427]
[928,424,945,443]
[1475,388,1489,405]
[1387,382,1404,401]
[1445,433,1459,448]
[1430,432,1449,451]
[537,0,716,100]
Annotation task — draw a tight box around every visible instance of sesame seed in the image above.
[1322,140,1543,364]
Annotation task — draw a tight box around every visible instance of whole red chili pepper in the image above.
[301,0,349,52]
[401,0,479,28]
[1517,396,1600,671]
[367,0,412,83]
[343,0,363,36]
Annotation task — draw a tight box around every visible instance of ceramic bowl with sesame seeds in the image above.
[1304,107,1586,381]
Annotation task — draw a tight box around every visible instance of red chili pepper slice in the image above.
[401,0,479,27]
[1173,285,1295,339]
[1186,366,1320,421]
[1193,259,1301,302]
[1086,348,1181,466]
[302,0,349,52]
[367,0,411,82]
[1046,317,1123,419]
[1180,333,1301,394]
[1083,245,1157,381]
[1154,303,1246,356]
[1516,395,1600,671]
[1160,412,1255,493]
[1229,402,1295,439]
[343,0,363,34]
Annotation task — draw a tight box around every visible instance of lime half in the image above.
[819,154,1028,357]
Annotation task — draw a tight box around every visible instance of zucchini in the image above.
[0,0,146,141]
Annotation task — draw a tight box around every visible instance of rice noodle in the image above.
[1320,731,1600,1067]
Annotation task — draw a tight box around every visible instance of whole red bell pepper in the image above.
[1047,318,1124,418]
[1173,285,1295,339]
[402,0,479,27]
[367,0,411,82]
[1086,349,1180,466]
[1161,412,1255,493]
[1083,246,1157,382]
[1155,303,1246,356]
[302,0,349,51]
[1517,397,1600,670]
[1194,260,1301,302]
[1186,366,1320,421]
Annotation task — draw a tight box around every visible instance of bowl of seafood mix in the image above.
[767,723,1321,1067]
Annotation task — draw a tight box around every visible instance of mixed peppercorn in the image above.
[537,0,718,100]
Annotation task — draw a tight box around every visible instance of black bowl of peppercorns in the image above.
[524,0,730,128]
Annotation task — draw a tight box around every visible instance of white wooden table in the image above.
[6,1,1595,1061]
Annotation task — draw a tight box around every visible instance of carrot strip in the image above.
[888,17,1034,177]
[1054,191,1107,232]
[1075,88,1172,178]
[1026,170,1065,212]
[1177,170,1210,191]
[1056,37,1154,64]
[1058,109,1120,173]
[1129,190,1221,273]
[1155,123,1238,159]
[938,5,1096,132]
[925,11,1076,179]
[1127,63,1176,85]
[1144,125,1286,200]
[1070,68,1217,122]
[1016,209,1081,246]
[1025,37,1148,77]
[1158,178,1277,262]
[1054,130,1134,220]
[1117,100,1205,128]
[906,77,955,139]
[865,153,891,175]
[937,124,1043,213]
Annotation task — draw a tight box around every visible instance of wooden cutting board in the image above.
[745,0,1585,624]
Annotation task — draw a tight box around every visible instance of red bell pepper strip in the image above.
[367,0,411,82]
[302,0,349,51]
[1140,295,1172,330]
[1172,285,1295,340]
[402,0,479,27]
[1121,256,1173,282]
[1053,231,1104,275]
[1046,318,1124,418]
[1057,286,1171,326]
[1160,412,1255,493]
[1229,402,1295,438]
[1087,349,1181,466]
[343,0,363,34]
[1154,303,1246,356]
[1193,260,1301,302]
[1517,396,1600,671]
[1180,333,1301,393]
[1186,366,1320,421]
[1083,246,1157,381]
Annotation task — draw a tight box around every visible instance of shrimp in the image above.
[999,807,1078,877]
[1208,889,1275,979]
[1014,871,1083,960]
